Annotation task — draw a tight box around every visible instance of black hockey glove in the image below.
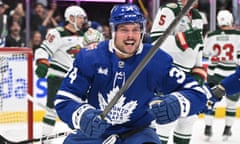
[205,84,225,111]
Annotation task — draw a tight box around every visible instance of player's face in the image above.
[114,23,142,58]
[75,16,85,29]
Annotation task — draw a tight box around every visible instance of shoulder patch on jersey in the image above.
[166,3,178,9]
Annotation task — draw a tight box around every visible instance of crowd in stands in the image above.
[0,0,112,55]
[0,0,239,55]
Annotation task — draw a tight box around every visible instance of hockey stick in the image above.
[0,130,75,144]
[26,94,57,117]
[0,95,75,144]
[100,0,197,119]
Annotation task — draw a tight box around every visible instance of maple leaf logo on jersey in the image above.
[98,87,137,125]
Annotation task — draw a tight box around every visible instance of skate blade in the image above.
[222,135,230,141]
[204,136,211,141]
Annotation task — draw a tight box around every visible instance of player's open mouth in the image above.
[124,40,135,46]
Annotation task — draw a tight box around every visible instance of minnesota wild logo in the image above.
[67,45,81,58]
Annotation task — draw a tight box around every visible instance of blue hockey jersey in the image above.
[54,40,208,136]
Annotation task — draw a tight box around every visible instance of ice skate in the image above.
[222,126,232,141]
[204,125,212,141]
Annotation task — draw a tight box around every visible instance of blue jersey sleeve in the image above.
[149,48,208,116]
[150,48,201,94]
[221,66,240,96]
[54,48,98,128]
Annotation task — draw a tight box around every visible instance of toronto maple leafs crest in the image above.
[98,86,138,125]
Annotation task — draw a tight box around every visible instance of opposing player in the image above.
[82,27,104,50]
[150,0,206,143]
[54,3,213,144]
[203,10,240,141]
[34,5,88,137]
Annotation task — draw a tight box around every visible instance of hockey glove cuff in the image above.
[175,29,203,51]
[191,66,207,85]
[72,104,111,138]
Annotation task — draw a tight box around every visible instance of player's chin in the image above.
[125,50,137,56]
[124,46,138,54]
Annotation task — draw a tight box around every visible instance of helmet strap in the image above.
[113,45,134,57]
[70,16,80,31]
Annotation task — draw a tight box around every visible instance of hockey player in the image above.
[203,9,240,141]
[54,3,214,144]
[34,5,88,137]
[150,0,206,143]
[82,27,104,50]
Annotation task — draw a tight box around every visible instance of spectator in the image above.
[30,2,47,37]
[7,2,25,31]
[29,30,42,55]
[36,0,47,7]
[102,24,111,40]
[2,0,24,15]
[0,0,8,47]
[40,0,64,34]
[5,20,26,47]
[48,0,64,27]
[232,0,240,27]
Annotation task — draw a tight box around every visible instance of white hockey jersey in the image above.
[35,27,85,77]
[203,29,240,77]
[150,3,204,72]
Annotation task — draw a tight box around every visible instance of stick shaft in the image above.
[0,131,73,144]
[27,94,57,116]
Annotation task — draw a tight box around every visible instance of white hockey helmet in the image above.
[217,10,233,27]
[64,5,87,22]
[83,28,104,49]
